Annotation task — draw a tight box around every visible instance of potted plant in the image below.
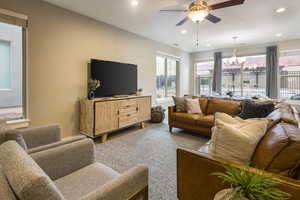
[136,88,143,96]
[88,79,101,100]
[212,165,290,200]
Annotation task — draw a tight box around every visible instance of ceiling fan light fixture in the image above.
[188,10,209,23]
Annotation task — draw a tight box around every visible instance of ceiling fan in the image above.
[160,0,245,26]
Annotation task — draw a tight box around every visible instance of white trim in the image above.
[0,8,28,20]
[6,118,30,129]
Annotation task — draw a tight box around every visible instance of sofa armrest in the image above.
[81,165,148,200]
[31,139,95,180]
[20,124,61,149]
[28,135,86,154]
[177,148,300,200]
[168,106,176,124]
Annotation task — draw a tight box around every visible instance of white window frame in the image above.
[0,9,29,127]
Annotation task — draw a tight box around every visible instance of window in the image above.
[156,55,178,99]
[279,52,300,99]
[195,61,213,96]
[222,55,266,97]
[0,16,27,120]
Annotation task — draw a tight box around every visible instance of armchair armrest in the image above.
[81,165,148,200]
[21,124,61,149]
[31,138,95,180]
[177,148,300,200]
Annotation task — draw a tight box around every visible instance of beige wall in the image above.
[0,0,190,137]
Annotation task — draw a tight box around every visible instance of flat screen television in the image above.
[90,59,138,97]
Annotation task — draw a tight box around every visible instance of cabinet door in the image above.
[95,101,118,135]
[137,97,151,122]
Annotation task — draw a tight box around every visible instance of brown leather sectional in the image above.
[175,98,300,200]
[168,97,242,136]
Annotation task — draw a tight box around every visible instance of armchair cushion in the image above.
[21,124,61,149]
[0,141,64,200]
[31,139,95,180]
[28,135,86,154]
[55,163,120,200]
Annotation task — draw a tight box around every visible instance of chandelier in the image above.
[227,36,246,66]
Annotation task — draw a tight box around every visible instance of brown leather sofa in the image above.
[177,102,300,200]
[168,97,242,136]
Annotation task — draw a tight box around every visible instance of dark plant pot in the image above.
[88,90,95,100]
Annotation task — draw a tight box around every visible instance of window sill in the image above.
[6,118,30,129]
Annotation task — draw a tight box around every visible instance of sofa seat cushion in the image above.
[206,98,242,116]
[55,163,120,200]
[251,122,300,177]
[172,113,202,125]
[195,115,214,128]
[0,141,64,200]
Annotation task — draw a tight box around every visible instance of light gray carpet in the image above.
[94,123,208,200]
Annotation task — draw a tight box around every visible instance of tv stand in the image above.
[80,95,151,142]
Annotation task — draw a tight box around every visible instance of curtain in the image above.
[212,52,222,94]
[266,46,279,99]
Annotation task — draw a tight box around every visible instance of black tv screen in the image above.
[90,59,137,97]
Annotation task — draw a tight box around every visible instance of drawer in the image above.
[119,99,137,108]
[119,106,137,115]
[119,115,138,128]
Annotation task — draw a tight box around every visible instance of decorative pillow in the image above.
[185,99,202,114]
[251,122,300,177]
[0,126,28,151]
[172,96,186,112]
[208,113,269,164]
[238,100,275,119]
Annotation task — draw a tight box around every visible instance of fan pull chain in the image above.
[196,22,199,47]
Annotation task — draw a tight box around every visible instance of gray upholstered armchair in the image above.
[0,139,149,200]
[0,124,86,154]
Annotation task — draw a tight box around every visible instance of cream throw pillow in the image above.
[208,113,269,164]
[185,99,202,114]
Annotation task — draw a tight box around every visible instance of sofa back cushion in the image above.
[172,96,187,112]
[0,141,65,200]
[206,98,242,116]
[267,103,299,127]
[251,122,300,177]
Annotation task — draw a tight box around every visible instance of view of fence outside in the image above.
[195,53,300,99]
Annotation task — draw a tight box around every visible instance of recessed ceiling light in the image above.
[206,43,211,47]
[131,0,139,7]
[276,7,286,13]
[276,33,282,37]
[181,30,187,34]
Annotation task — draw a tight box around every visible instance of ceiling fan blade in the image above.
[176,17,189,26]
[205,14,221,23]
[209,0,245,10]
[160,9,187,12]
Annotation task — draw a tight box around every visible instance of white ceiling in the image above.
[44,0,300,52]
